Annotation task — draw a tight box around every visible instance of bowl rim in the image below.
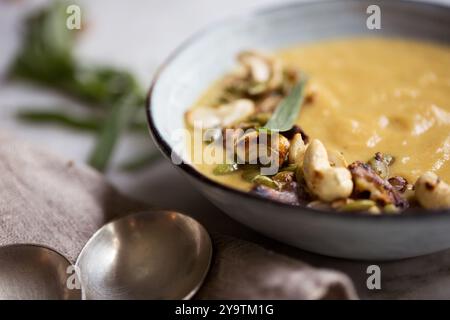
[146,0,450,220]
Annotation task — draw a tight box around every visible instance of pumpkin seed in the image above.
[368,158,389,179]
[213,163,239,175]
[273,171,295,184]
[339,199,376,212]
[252,175,279,189]
[282,164,298,172]
[383,204,400,214]
[242,168,261,182]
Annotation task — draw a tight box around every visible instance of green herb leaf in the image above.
[11,2,147,172]
[9,1,76,86]
[17,109,99,132]
[262,77,307,132]
[17,108,149,134]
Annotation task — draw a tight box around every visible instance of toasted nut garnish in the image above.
[185,108,221,129]
[273,171,295,187]
[288,133,306,165]
[238,51,272,83]
[252,175,279,190]
[303,139,353,202]
[348,161,409,209]
[339,199,376,212]
[218,99,255,127]
[415,172,450,209]
[235,131,290,167]
[186,99,255,129]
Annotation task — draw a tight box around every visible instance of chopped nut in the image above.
[288,133,306,165]
[415,172,450,209]
[186,99,255,129]
[303,139,353,202]
[235,131,290,167]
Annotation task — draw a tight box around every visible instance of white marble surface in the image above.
[1,0,450,299]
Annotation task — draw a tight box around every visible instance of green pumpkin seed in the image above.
[252,175,279,189]
[339,200,376,212]
[383,204,400,214]
[282,164,298,172]
[213,163,239,175]
[273,171,295,184]
[381,153,395,166]
[368,152,396,179]
[368,158,389,179]
[242,168,261,182]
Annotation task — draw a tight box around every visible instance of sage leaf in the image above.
[262,77,307,132]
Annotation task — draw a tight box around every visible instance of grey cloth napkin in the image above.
[0,133,357,300]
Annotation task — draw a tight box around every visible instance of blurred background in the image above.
[0,0,292,200]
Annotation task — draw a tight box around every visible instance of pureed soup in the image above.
[184,38,450,213]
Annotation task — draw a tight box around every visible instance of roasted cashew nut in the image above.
[303,139,353,202]
[186,99,255,129]
[415,172,450,209]
[288,133,306,165]
[235,131,290,169]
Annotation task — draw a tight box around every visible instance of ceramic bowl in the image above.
[147,0,450,260]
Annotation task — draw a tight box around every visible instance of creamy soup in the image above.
[188,38,450,193]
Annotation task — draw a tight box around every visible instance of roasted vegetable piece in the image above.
[251,182,300,205]
[348,161,408,209]
[388,176,408,193]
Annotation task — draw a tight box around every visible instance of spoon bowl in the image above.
[76,210,212,300]
[0,244,81,300]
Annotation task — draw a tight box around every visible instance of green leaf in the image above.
[17,109,99,132]
[11,2,147,173]
[262,77,307,132]
[9,1,76,86]
[88,95,139,171]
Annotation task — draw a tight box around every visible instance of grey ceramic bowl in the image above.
[147,0,450,260]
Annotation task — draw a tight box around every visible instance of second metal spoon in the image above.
[76,210,212,300]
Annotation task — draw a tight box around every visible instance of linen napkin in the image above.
[0,133,357,299]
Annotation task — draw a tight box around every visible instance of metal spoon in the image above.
[76,210,212,300]
[0,244,81,300]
